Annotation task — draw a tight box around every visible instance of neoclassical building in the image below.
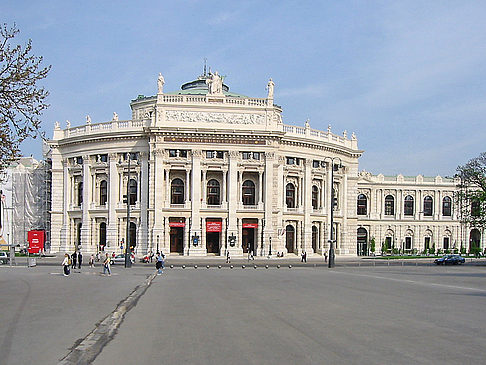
[46,71,482,256]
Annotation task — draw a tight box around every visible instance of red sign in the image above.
[169,222,185,227]
[242,223,258,228]
[206,221,222,232]
[28,230,44,254]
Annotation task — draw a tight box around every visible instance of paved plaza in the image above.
[1,260,485,364]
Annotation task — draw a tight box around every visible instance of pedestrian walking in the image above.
[226,250,231,263]
[301,252,305,262]
[77,251,83,269]
[155,251,165,275]
[71,251,77,269]
[324,251,328,262]
[62,253,71,276]
[303,251,307,263]
[89,254,95,268]
[103,253,111,276]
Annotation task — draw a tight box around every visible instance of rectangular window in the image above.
[443,237,449,250]
[313,160,320,168]
[405,237,412,250]
[206,151,213,158]
[169,150,177,157]
[252,152,260,160]
[242,152,251,160]
[99,154,108,162]
[286,157,296,165]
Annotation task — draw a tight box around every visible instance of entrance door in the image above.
[470,229,481,253]
[357,227,368,256]
[129,222,137,250]
[242,228,255,254]
[206,232,220,254]
[170,227,184,254]
[286,225,295,253]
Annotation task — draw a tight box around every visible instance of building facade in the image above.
[46,71,483,256]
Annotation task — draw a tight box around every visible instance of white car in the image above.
[110,254,135,265]
[0,252,9,264]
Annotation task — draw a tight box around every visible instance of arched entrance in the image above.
[357,227,368,256]
[312,226,318,253]
[469,229,481,253]
[286,225,295,253]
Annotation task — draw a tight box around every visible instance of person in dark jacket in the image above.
[78,251,83,269]
[71,251,77,269]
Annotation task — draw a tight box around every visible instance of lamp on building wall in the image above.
[324,156,342,268]
[229,233,236,247]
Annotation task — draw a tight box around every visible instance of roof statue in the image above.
[206,71,224,95]
[112,112,119,121]
[157,73,165,94]
[66,120,71,128]
[266,78,274,99]
[305,119,310,129]
[54,121,60,130]
[86,115,91,124]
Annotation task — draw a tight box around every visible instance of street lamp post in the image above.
[325,157,342,268]
[125,154,132,268]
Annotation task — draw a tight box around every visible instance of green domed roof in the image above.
[165,75,248,98]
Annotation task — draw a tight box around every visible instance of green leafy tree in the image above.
[370,237,375,254]
[0,23,50,173]
[456,152,486,229]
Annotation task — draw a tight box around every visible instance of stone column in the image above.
[303,159,313,254]
[151,149,164,252]
[202,169,207,208]
[222,168,227,207]
[189,150,204,255]
[80,155,92,250]
[258,171,263,206]
[185,169,190,206]
[263,152,275,255]
[227,151,241,256]
[107,153,119,250]
[138,152,149,255]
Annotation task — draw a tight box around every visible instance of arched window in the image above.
[99,222,106,248]
[404,195,414,216]
[77,222,82,246]
[385,195,395,216]
[242,180,256,205]
[423,196,433,216]
[471,200,481,217]
[207,179,220,205]
[129,179,138,205]
[286,183,295,208]
[100,180,108,205]
[312,186,319,210]
[78,182,83,206]
[171,178,184,204]
[442,196,452,216]
[129,222,137,249]
[357,194,367,215]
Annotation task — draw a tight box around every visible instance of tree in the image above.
[456,152,486,229]
[0,23,50,172]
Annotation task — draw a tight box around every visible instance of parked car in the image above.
[0,252,9,264]
[434,255,465,265]
[110,253,135,265]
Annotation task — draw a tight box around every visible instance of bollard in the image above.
[265,265,269,269]
[230,265,234,269]
[277,264,281,269]
[206,265,210,269]
[170,264,174,269]
[194,265,198,269]
[254,265,257,269]
[218,265,222,269]
[242,265,246,269]
[288,265,292,269]
[182,264,186,269]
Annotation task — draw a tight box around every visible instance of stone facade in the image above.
[46,72,483,256]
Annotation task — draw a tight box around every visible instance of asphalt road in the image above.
[92,265,486,365]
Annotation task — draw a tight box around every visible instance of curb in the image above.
[58,271,157,365]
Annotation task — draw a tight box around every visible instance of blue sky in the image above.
[4,0,486,176]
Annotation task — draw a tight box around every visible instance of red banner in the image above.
[28,230,44,253]
[169,222,185,227]
[206,221,222,232]
[242,223,258,228]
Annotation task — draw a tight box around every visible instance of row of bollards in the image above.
[168,264,293,269]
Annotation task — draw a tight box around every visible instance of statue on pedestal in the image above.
[206,71,223,95]
[113,112,119,121]
[157,73,165,94]
[266,78,274,99]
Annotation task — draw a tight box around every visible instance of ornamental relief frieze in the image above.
[165,110,265,125]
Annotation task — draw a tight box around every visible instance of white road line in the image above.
[333,270,486,293]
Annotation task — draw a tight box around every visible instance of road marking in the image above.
[333,270,486,293]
